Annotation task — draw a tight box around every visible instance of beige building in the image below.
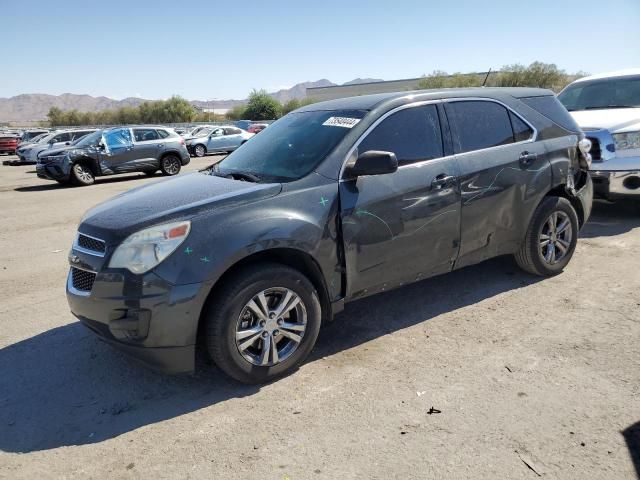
[306,78,426,102]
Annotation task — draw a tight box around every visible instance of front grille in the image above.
[77,233,106,254]
[587,136,601,161]
[71,267,96,292]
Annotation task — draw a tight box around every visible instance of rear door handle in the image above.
[431,173,456,189]
[519,151,537,166]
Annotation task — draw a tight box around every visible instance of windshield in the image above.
[38,133,57,144]
[193,128,213,137]
[73,130,103,147]
[28,133,47,143]
[216,110,367,182]
[558,75,640,111]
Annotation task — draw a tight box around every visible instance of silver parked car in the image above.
[185,126,254,157]
[17,129,97,163]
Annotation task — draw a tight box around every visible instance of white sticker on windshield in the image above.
[322,116,361,128]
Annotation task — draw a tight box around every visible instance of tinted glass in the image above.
[72,130,92,140]
[157,129,170,138]
[358,104,443,165]
[53,132,72,143]
[558,75,640,111]
[74,130,103,147]
[509,112,534,142]
[446,101,513,153]
[521,95,580,132]
[105,128,132,150]
[133,128,160,142]
[217,109,367,182]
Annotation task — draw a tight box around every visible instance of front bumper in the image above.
[36,161,70,181]
[66,258,210,374]
[590,155,640,199]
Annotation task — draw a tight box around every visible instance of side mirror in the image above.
[98,143,106,151]
[343,150,398,179]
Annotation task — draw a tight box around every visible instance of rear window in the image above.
[521,95,580,133]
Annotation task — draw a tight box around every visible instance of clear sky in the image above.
[2,0,639,100]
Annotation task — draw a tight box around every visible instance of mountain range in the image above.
[0,78,384,123]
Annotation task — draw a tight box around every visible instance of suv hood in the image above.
[80,172,282,243]
[570,108,640,133]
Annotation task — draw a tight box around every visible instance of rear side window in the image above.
[509,112,534,142]
[53,132,72,143]
[358,104,443,166]
[157,129,170,139]
[133,128,160,142]
[445,101,514,154]
[520,95,580,132]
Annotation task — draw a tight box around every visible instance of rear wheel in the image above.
[515,196,579,276]
[160,155,181,176]
[194,144,206,157]
[71,163,95,186]
[204,263,322,384]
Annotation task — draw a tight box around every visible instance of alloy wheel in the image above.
[163,156,180,175]
[235,287,307,366]
[539,211,573,265]
[195,145,205,157]
[74,164,93,183]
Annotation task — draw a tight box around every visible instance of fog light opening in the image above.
[622,176,640,190]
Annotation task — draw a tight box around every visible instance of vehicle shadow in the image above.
[623,422,640,479]
[0,256,538,453]
[580,200,640,238]
[13,173,157,192]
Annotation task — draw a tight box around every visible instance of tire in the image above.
[70,163,95,186]
[514,196,579,276]
[204,262,322,384]
[193,144,206,157]
[160,154,181,176]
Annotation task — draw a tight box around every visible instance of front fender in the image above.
[153,179,342,296]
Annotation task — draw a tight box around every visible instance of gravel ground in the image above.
[0,155,639,479]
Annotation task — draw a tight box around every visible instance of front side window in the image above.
[53,132,72,143]
[211,128,225,137]
[133,128,160,142]
[446,101,514,153]
[358,104,443,166]
[104,128,132,151]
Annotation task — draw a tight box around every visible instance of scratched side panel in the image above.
[454,142,551,269]
[339,157,462,300]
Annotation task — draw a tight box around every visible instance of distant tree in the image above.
[47,107,64,126]
[225,104,247,120]
[243,89,282,120]
[417,71,483,89]
[494,62,568,90]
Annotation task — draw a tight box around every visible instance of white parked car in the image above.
[16,129,97,163]
[558,69,640,200]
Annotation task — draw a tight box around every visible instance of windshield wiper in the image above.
[223,170,261,183]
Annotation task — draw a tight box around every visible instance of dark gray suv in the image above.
[66,88,593,383]
[36,126,190,186]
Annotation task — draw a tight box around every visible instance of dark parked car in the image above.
[19,129,49,144]
[67,88,593,383]
[37,126,190,185]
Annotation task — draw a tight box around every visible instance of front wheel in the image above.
[514,196,579,276]
[193,144,206,157]
[204,263,322,384]
[70,163,95,186]
[160,155,181,176]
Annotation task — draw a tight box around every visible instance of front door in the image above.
[339,103,462,299]
[100,128,137,173]
[207,128,231,152]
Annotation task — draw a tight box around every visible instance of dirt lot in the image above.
[0,155,639,479]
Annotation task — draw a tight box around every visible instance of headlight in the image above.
[109,221,191,274]
[613,131,640,151]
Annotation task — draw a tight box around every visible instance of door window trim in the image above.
[444,98,538,157]
[339,97,538,180]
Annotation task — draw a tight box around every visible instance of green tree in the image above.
[225,104,247,120]
[47,107,64,126]
[243,89,282,120]
[494,62,567,90]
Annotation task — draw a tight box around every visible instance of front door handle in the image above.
[431,173,456,189]
[519,151,537,166]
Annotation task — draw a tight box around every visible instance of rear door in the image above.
[223,127,244,150]
[339,102,462,299]
[132,128,164,169]
[443,99,549,268]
